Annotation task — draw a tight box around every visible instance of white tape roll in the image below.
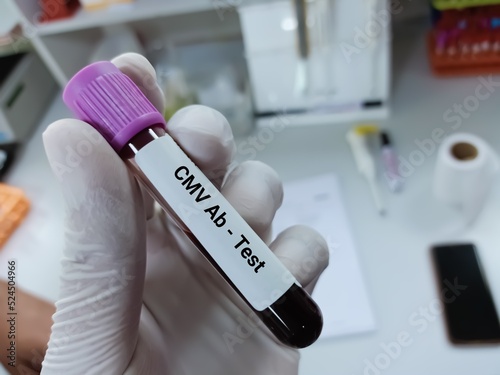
[433,133,499,227]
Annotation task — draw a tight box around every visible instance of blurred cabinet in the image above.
[7,0,391,125]
[0,53,57,143]
[240,0,391,124]
[0,52,57,176]
[8,0,249,86]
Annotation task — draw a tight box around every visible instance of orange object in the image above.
[39,0,80,23]
[0,184,30,249]
[428,32,500,76]
[428,4,500,76]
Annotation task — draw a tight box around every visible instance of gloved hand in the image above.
[41,53,329,375]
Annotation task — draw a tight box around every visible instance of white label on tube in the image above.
[135,135,296,311]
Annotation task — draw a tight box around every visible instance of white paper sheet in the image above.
[273,174,376,339]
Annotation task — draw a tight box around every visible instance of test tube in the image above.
[63,62,323,348]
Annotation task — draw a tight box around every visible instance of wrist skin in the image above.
[0,280,54,374]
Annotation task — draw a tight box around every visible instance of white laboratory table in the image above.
[2,21,500,375]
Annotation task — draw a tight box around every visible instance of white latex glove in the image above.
[41,53,329,375]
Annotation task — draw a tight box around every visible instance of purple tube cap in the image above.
[63,61,166,153]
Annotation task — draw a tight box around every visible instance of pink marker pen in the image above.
[63,62,323,348]
[381,131,403,193]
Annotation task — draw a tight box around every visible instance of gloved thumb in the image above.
[41,119,146,375]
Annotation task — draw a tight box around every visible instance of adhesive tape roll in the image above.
[433,133,499,226]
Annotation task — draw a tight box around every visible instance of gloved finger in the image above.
[221,160,283,242]
[42,119,146,374]
[212,162,327,293]
[167,105,235,188]
[270,225,329,294]
[111,53,165,220]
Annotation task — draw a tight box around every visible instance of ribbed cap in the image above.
[63,61,166,152]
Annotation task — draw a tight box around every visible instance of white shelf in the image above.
[9,0,263,86]
[33,0,248,36]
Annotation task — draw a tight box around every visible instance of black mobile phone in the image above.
[431,243,500,344]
